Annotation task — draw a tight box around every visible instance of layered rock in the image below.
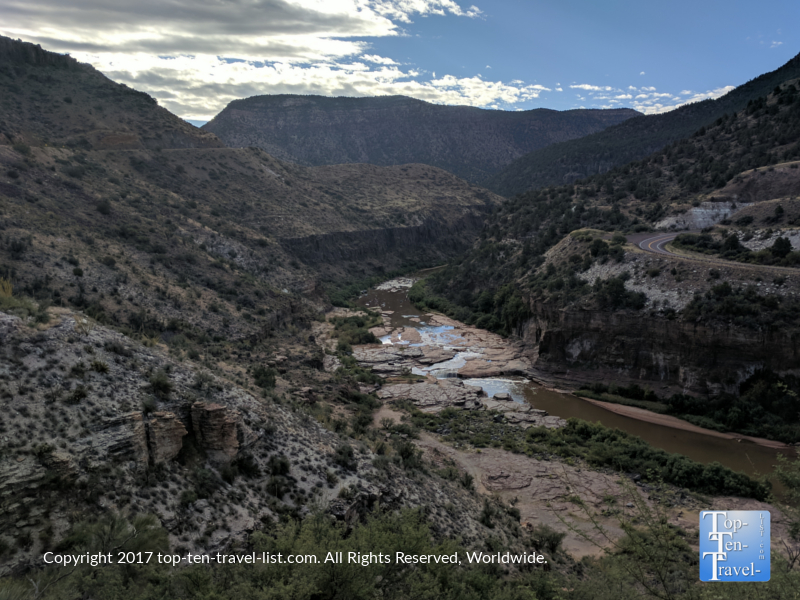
[146,411,188,464]
[523,304,800,396]
[376,380,565,428]
[191,402,240,465]
[280,209,489,265]
[353,345,456,377]
[78,412,149,468]
[203,94,639,184]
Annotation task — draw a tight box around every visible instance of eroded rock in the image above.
[77,412,149,468]
[191,402,239,465]
[377,379,484,412]
[481,471,532,491]
[146,411,188,464]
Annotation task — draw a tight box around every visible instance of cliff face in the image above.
[523,305,799,396]
[281,208,488,265]
[203,95,639,184]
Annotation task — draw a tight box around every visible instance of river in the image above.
[357,277,796,484]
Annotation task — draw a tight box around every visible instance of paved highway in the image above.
[635,232,679,255]
[627,231,798,273]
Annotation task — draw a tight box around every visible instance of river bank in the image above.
[351,276,795,480]
[579,397,790,450]
[311,275,796,558]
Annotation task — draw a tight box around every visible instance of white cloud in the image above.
[630,85,735,115]
[639,71,645,75]
[555,87,563,92]
[570,83,614,91]
[0,0,500,119]
[363,54,399,65]
[771,41,783,48]
[564,80,736,116]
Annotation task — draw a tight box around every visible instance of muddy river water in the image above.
[357,277,796,483]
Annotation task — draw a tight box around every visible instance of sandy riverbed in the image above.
[579,397,791,450]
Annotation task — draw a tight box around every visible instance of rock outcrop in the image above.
[146,412,188,464]
[191,402,240,465]
[377,380,485,412]
[78,412,149,468]
[523,304,800,396]
[354,345,457,376]
[377,380,566,428]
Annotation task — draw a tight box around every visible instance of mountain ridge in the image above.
[485,51,800,196]
[202,94,639,183]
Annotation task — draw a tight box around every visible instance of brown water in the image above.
[357,278,796,482]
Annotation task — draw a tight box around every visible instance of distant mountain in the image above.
[202,95,639,183]
[0,36,500,306]
[485,51,800,196]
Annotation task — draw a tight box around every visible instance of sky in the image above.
[1,0,799,125]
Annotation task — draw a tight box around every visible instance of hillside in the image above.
[202,94,638,183]
[0,35,511,573]
[0,37,222,152]
[485,51,800,196]
[2,37,799,600]
[411,76,800,413]
[0,37,500,304]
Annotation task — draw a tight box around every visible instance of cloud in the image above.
[1,0,502,119]
[639,71,645,75]
[630,85,735,115]
[563,79,736,116]
[363,54,399,65]
[771,41,783,48]
[570,83,613,91]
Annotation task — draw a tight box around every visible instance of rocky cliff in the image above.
[203,94,639,183]
[281,207,488,265]
[523,304,799,397]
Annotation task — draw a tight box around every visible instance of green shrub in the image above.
[253,365,277,389]
[148,369,172,399]
[333,444,357,471]
[96,199,111,215]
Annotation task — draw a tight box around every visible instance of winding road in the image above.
[627,231,798,273]
[630,232,681,256]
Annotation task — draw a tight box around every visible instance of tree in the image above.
[772,237,792,259]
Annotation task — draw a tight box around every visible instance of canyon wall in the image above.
[281,209,489,266]
[523,305,800,396]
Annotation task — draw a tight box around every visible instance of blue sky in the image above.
[1,0,797,123]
